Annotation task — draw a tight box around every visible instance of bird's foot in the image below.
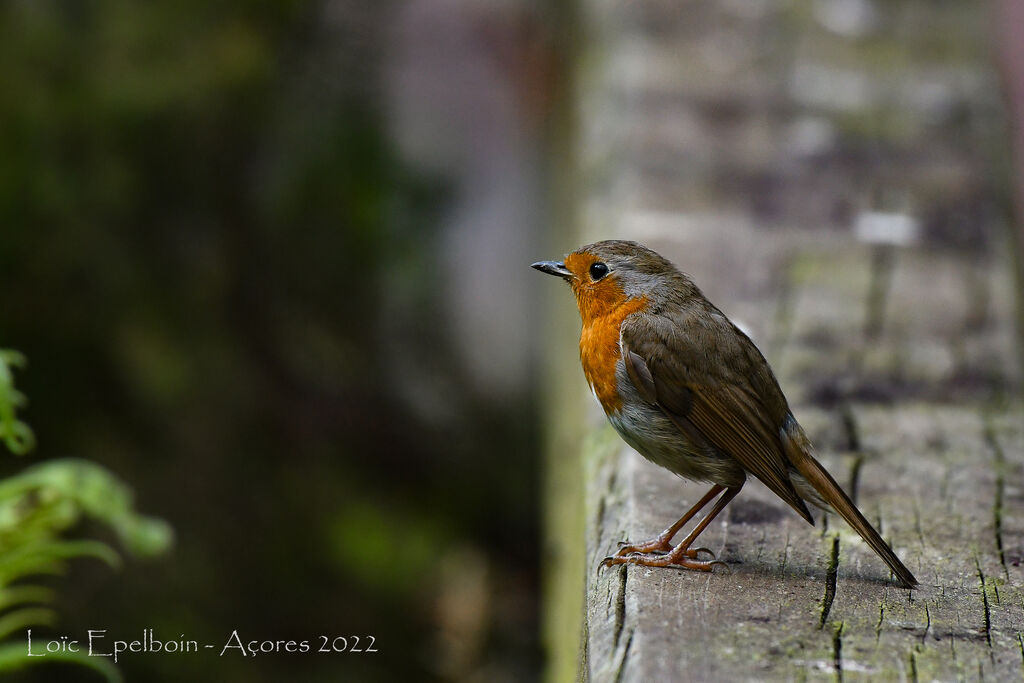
[600,546,727,573]
[612,536,714,560]
[600,538,726,571]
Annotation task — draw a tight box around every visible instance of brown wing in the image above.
[621,311,814,524]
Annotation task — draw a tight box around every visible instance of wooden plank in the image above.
[583,400,1024,681]
[575,225,1024,680]
[562,0,1024,680]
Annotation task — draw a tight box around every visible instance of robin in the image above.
[533,239,917,588]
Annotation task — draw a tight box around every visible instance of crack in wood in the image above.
[612,629,634,683]
[847,454,864,508]
[974,556,993,649]
[832,620,845,682]
[613,565,627,648]
[780,528,791,574]
[839,405,864,503]
[839,403,860,449]
[912,498,926,547]
[982,416,1009,579]
[908,647,919,683]
[754,526,767,565]
[820,535,841,629]
[875,597,884,642]
[950,620,958,666]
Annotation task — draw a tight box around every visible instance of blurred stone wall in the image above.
[580,0,1005,247]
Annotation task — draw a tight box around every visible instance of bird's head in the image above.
[532,240,691,322]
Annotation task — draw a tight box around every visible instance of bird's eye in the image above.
[589,262,609,281]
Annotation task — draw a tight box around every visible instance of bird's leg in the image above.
[601,485,741,571]
[607,485,724,560]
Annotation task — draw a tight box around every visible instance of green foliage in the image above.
[0,641,124,682]
[0,351,35,455]
[0,1,537,678]
[0,351,172,680]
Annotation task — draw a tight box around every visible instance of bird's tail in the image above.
[781,416,918,589]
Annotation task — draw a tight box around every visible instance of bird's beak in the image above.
[531,260,572,280]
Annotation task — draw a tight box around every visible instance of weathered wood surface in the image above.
[580,231,1024,682]
[551,1,1024,681]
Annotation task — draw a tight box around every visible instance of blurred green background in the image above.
[1,0,559,680]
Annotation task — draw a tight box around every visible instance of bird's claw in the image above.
[609,543,715,561]
[599,545,727,573]
[599,550,728,573]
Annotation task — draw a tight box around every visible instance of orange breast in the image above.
[579,296,647,413]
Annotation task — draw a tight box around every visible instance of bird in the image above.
[532,239,917,588]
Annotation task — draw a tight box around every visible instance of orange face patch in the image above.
[565,251,628,322]
[565,250,648,413]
